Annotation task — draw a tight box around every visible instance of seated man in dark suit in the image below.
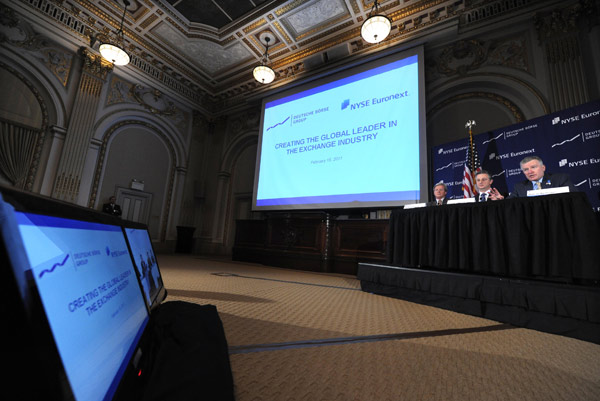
[505,155,575,198]
[102,196,122,217]
[474,170,504,201]
[427,182,449,206]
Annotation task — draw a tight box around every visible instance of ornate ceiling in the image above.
[112,0,467,111]
[164,0,272,29]
[4,0,552,114]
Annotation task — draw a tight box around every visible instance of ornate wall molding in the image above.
[436,39,487,76]
[533,0,596,110]
[106,76,132,105]
[534,0,595,43]
[105,77,190,133]
[80,48,113,80]
[460,0,538,26]
[426,34,530,81]
[1,5,74,87]
[226,109,260,137]
[129,84,177,117]
[14,0,205,108]
[0,5,52,50]
[486,35,529,72]
[42,48,73,87]
[429,91,525,123]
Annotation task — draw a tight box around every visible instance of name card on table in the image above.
[447,198,476,204]
[527,186,570,197]
[404,203,427,209]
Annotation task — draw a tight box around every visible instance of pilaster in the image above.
[52,48,112,203]
[535,1,598,111]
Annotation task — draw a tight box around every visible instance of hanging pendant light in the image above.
[253,35,275,84]
[100,0,130,66]
[361,0,391,44]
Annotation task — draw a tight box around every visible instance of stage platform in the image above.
[357,263,600,344]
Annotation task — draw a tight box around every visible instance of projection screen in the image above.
[252,45,427,211]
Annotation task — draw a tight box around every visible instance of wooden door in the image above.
[116,187,152,224]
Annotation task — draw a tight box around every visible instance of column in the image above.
[39,125,67,196]
[52,49,112,203]
[211,171,231,246]
[535,2,594,112]
[167,166,188,242]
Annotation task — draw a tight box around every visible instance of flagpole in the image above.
[462,120,478,198]
[465,120,476,173]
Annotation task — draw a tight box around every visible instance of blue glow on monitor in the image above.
[16,212,148,401]
[124,227,163,308]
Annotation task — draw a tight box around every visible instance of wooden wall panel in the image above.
[233,214,388,275]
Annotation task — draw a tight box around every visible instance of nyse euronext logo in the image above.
[341,91,409,111]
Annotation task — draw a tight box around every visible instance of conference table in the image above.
[387,192,600,283]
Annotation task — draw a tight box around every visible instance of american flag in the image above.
[462,122,481,198]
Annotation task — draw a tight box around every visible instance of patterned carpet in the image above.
[158,255,600,401]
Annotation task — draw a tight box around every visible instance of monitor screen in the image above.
[15,211,149,401]
[1,194,66,399]
[252,45,427,211]
[123,227,165,309]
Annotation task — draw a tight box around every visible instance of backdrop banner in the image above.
[431,100,600,210]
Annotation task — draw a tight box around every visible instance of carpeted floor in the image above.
[158,254,600,401]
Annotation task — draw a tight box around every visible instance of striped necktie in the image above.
[480,193,487,202]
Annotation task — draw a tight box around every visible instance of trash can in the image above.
[175,226,195,253]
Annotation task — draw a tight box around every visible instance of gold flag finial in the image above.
[465,120,476,130]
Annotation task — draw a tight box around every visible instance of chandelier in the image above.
[361,0,391,44]
[99,0,130,66]
[253,35,275,84]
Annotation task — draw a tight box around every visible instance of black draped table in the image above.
[387,192,600,283]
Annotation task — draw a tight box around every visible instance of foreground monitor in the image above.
[253,45,427,211]
[123,225,166,310]
[15,211,149,401]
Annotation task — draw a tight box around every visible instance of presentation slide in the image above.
[16,212,148,401]
[124,227,163,308]
[254,48,425,210]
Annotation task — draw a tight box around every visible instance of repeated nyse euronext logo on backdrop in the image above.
[551,108,600,125]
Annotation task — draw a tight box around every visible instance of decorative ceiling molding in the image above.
[4,0,568,115]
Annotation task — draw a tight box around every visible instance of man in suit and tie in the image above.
[427,182,449,206]
[503,156,575,198]
[102,196,122,217]
[474,170,504,201]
